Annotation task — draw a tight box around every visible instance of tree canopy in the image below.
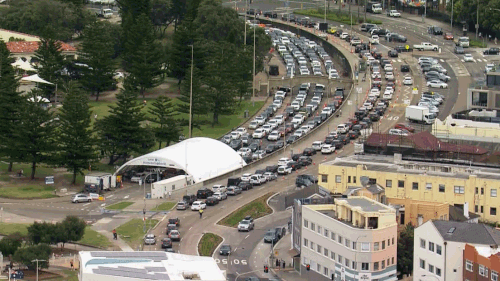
[397,223,414,276]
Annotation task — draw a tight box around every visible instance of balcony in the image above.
[320,210,379,229]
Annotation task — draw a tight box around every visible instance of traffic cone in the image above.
[313,162,316,165]
[324,156,327,161]
[296,170,298,174]
[282,176,285,180]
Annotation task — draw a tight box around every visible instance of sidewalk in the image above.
[270,233,306,281]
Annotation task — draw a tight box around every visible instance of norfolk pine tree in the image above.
[57,82,97,184]
[0,39,23,172]
[34,38,64,101]
[397,223,414,276]
[79,21,116,101]
[148,96,180,148]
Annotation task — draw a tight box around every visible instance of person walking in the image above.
[112,229,117,240]
[199,209,204,219]
[70,260,74,271]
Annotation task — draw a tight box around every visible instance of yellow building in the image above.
[319,155,500,223]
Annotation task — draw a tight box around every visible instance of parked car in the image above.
[238,218,255,232]
[321,144,335,154]
[196,188,213,199]
[144,234,157,245]
[264,229,279,244]
[213,192,228,201]
[238,182,253,191]
[191,201,207,211]
[176,201,187,210]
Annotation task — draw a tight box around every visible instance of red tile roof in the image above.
[6,41,76,54]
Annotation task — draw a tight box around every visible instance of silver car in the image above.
[176,201,187,210]
[144,234,157,245]
[71,194,91,203]
[238,219,254,232]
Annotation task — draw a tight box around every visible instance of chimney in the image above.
[464,202,469,219]
[360,176,370,188]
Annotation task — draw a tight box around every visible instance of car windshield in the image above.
[240,220,250,225]
[221,245,230,251]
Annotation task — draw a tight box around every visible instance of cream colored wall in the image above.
[319,163,500,222]
[388,198,449,226]
[0,30,40,42]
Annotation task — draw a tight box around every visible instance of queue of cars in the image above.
[143,217,181,253]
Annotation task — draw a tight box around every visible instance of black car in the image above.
[401,64,410,72]
[161,238,172,249]
[334,29,343,37]
[484,48,500,55]
[265,144,276,153]
[339,134,350,145]
[166,224,177,235]
[395,45,413,52]
[324,136,334,144]
[275,227,286,239]
[197,188,213,199]
[331,139,343,150]
[320,113,328,121]
[275,141,284,149]
[168,218,180,227]
[227,177,241,187]
[428,26,443,35]
[348,130,360,139]
[248,142,260,152]
[298,174,318,183]
[298,156,312,166]
[286,135,297,144]
[302,148,316,156]
[182,194,196,205]
[287,161,302,171]
[266,165,279,173]
[242,156,253,164]
[205,196,219,206]
[372,28,390,36]
[263,11,277,18]
[296,177,313,188]
[255,169,266,175]
[219,244,232,255]
[388,49,398,57]
[229,139,242,150]
[239,182,253,191]
[369,113,380,121]
[291,153,302,161]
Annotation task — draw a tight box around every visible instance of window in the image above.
[317,245,322,253]
[388,239,391,246]
[492,208,497,216]
[466,260,473,272]
[331,251,335,260]
[476,205,479,213]
[345,239,350,248]
[476,187,479,194]
[345,258,350,268]
[374,262,379,271]
[304,238,308,247]
[369,178,377,184]
[324,229,329,237]
[323,267,329,276]
[492,270,498,281]
[426,183,432,190]
[321,175,328,182]
[361,242,370,251]
[482,187,485,195]
[304,220,308,228]
[392,257,394,265]
[330,232,336,241]
[420,259,425,269]
[454,186,465,194]
[387,258,390,266]
[386,179,392,188]
[382,241,386,250]
[381,260,385,269]
[429,264,434,273]
[352,261,357,270]
[317,263,321,272]
[348,176,351,183]
[352,241,357,250]
[412,182,419,190]
[374,242,380,251]
[362,263,369,271]
[437,245,442,255]
[439,184,445,192]
[429,242,435,252]
[338,255,343,264]
[436,267,442,276]
[311,223,315,231]
[310,242,314,250]
[420,239,426,249]
[338,235,343,244]
[398,180,405,188]
[324,248,328,257]
[392,237,394,245]
[480,265,487,276]
[317,226,322,234]
[335,175,341,183]
[492,189,498,197]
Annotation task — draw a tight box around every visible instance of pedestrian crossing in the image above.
[460,58,488,63]
[391,59,403,63]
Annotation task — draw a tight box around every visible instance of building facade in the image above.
[387,198,449,228]
[463,243,500,281]
[414,220,500,281]
[319,155,500,223]
[299,197,397,281]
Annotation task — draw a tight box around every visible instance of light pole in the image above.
[32,259,47,281]
[354,235,367,278]
[244,0,248,45]
[475,0,479,40]
[324,0,327,23]
[188,44,194,139]
[450,0,454,31]
[252,22,256,107]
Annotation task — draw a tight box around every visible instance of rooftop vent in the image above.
[447,227,456,234]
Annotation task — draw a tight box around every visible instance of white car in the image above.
[337,124,348,134]
[213,192,227,201]
[274,115,285,125]
[235,127,247,136]
[311,96,321,104]
[191,201,207,211]
[403,76,413,85]
[388,10,401,17]
[382,93,393,100]
[241,173,252,181]
[485,63,495,73]
[321,144,335,154]
[370,88,381,97]
[212,184,227,193]
[385,72,395,80]
[418,57,438,64]
[278,158,292,166]
[426,80,448,88]
[321,107,333,116]
[261,124,272,134]
[237,147,252,157]
[384,86,394,94]
[370,35,379,44]
[231,131,240,139]
[463,54,474,62]
[272,99,282,109]
[312,141,324,150]
[252,129,266,139]
[250,174,266,185]
[299,125,310,134]
[267,131,281,141]
[371,72,381,79]
[71,194,91,203]
[248,121,259,129]
[277,165,292,175]
[300,69,310,75]
[291,101,300,110]
[254,116,265,125]
[294,129,305,138]
[388,129,409,136]
[363,102,373,110]
[292,115,304,125]
[384,64,393,72]
[275,91,286,100]
[340,32,349,39]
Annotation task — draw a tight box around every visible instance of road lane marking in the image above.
[83,203,91,206]
[189,227,193,230]
[245,235,250,239]
[440,59,445,62]
[107,195,114,198]
[124,195,129,199]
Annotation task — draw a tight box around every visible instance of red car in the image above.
[394,123,415,133]
[443,33,454,40]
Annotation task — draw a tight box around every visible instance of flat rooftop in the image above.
[340,197,388,212]
[324,155,500,181]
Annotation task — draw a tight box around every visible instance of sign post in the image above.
[45,176,54,185]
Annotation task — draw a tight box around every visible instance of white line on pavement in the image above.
[245,235,250,239]
[189,227,193,230]
[440,59,445,62]
[83,203,91,206]
[124,195,129,199]
[107,195,114,198]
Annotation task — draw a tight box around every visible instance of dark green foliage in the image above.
[0,233,24,256]
[397,223,414,276]
[13,244,51,270]
[57,82,97,185]
[60,216,86,247]
[34,38,64,101]
[78,21,116,101]
[148,96,180,148]
[27,216,86,249]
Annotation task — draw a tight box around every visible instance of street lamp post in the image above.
[450,0,454,31]
[32,259,47,281]
[324,0,327,23]
[188,44,194,138]
[252,21,256,107]
[244,0,248,45]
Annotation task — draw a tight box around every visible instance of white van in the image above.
[336,124,348,134]
[250,174,265,185]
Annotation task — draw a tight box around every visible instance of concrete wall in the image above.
[413,221,446,281]
[387,198,449,227]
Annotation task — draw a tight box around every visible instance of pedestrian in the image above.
[479,32,482,39]
[489,34,492,42]
[168,191,172,199]
[112,229,117,240]
[199,209,204,219]
[282,259,285,268]
[276,259,280,268]
[70,260,74,271]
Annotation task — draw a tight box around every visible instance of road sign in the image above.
[275,250,279,256]
[405,45,409,50]
[45,176,54,185]
[347,100,352,105]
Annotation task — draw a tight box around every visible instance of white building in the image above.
[413,220,500,281]
[78,251,226,281]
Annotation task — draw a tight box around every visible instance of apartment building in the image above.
[319,155,500,223]
[300,196,397,281]
[463,243,500,281]
[414,220,500,281]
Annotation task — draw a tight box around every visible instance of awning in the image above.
[21,74,53,85]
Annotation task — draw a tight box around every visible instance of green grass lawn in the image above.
[90,98,264,140]
[105,201,134,210]
[198,233,223,256]
[218,192,274,227]
[0,222,29,236]
[295,9,382,25]
[50,269,78,281]
[116,218,159,249]
[0,162,56,179]
[151,202,176,211]
[470,39,487,48]
[78,226,112,248]
[0,185,57,199]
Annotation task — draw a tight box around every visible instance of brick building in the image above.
[463,243,500,281]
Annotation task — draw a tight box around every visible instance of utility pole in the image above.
[32,259,47,281]
[244,0,247,45]
[188,44,194,138]
[475,0,479,40]
[252,22,256,107]
[364,0,367,22]
[451,0,454,31]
